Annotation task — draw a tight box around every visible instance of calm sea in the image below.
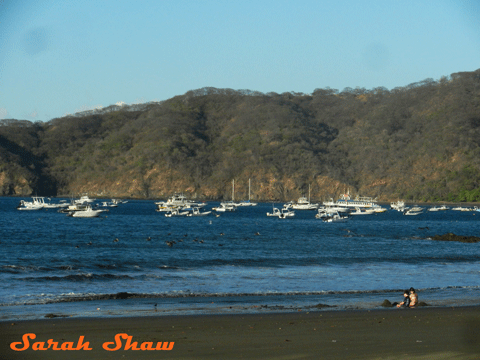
[1,197,479,321]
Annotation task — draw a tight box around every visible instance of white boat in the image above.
[322,211,350,222]
[187,207,212,216]
[390,200,405,211]
[278,208,295,218]
[68,205,105,217]
[403,208,423,216]
[155,193,205,212]
[324,191,378,211]
[74,195,96,204]
[213,202,236,212]
[16,198,44,210]
[101,201,118,207]
[165,209,189,217]
[266,206,281,217]
[349,207,375,215]
[428,205,449,211]
[288,185,318,210]
[451,206,472,212]
[235,179,257,206]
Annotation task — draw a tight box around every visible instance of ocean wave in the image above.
[3,285,479,306]
[20,273,134,282]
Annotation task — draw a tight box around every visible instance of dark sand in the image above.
[2,307,480,359]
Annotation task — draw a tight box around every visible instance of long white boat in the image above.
[324,192,382,212]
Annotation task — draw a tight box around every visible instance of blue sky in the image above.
[1,0,479,121]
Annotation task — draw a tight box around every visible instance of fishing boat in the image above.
[349,207,375,215]
[266,206,281,217]
[278,207,295,219]
[390,200,406,211]
[187,207,212,216]
[322,211,350,222]
[213,202,236,212]
[68,205,106,217]
[155,193,205,212]
[16,198,44,210]
[165,209,189,217]
[74,195,96,204]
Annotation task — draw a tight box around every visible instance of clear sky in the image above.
[1,0,479,121]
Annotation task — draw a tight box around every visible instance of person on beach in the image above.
[409,287,418,307]
[396,290,411,308]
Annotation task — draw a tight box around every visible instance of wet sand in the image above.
[1,307,480,359]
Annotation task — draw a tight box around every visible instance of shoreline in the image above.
[2,306,480,359]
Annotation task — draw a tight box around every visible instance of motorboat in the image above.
[100,201,118,207]
[155,193,205,211]
[322,211,350,222]
[213,202,236,212]
[403,208,423,216]
[165,209,189,217]
[187,207,212,216]
[428,205,449,211]
[390,200,406,211]
[68,205,106,217]
[266,206,281,217]
[278,208,295,219]
[74,195,96,204]
[451,206,472,212]
[349,207,375,215]
[16,198,44,210]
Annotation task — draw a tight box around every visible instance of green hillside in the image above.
[1,69,479,202]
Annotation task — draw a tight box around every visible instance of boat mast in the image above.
[232,179,235,201]
[248,178,251,201]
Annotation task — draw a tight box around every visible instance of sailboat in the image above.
[235,178,258,206]
[213,180,237,212]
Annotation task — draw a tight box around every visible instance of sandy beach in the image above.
[1,307,480,360]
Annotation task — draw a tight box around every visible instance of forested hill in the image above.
[1,69,480,202]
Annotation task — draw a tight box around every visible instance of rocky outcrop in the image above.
[430,233,480,243]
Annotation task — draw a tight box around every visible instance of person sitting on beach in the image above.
[409,287,418,307]
[396,290,411,308]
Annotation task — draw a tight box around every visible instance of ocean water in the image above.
[1,197,480,321]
